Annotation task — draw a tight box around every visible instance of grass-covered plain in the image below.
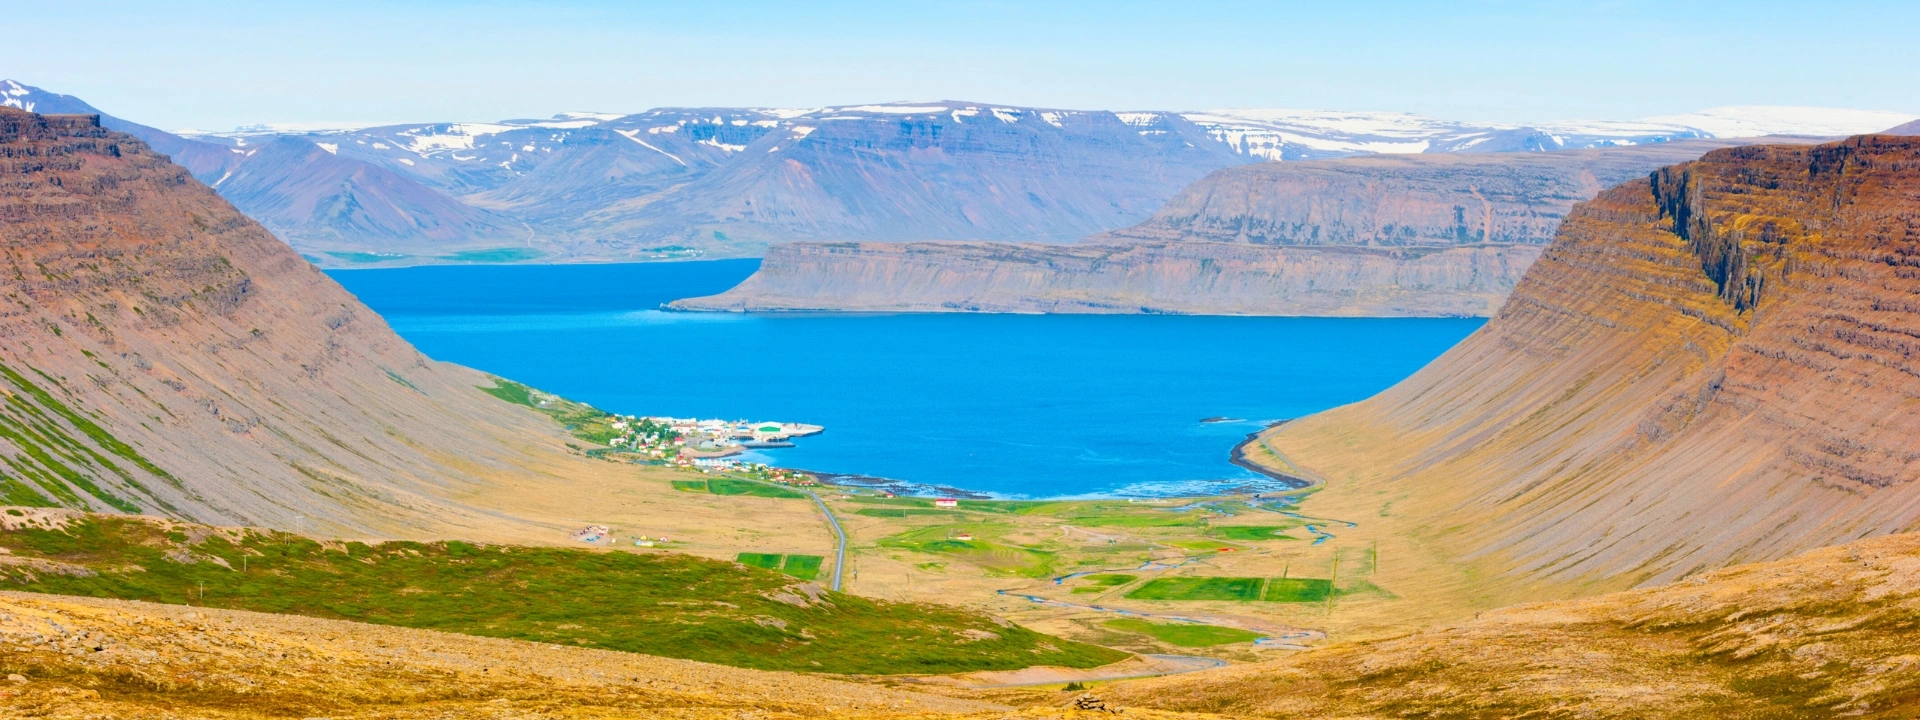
[1102,618,1263,647]
[1125,577,1265,601]
[1211,525,1301,542]
[736,552,824,581]
[707,477,808,499]
[0,512,1127,674]
[879,525,1056,578]
[1265,578,1334,602]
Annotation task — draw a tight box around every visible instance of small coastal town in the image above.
[603,414,825,478]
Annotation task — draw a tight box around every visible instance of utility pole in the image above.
[1325,553,1340,615]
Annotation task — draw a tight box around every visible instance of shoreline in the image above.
[767,422,1311,502]
[1228,420,1318,491]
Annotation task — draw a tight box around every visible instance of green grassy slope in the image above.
[0,512,1128,674]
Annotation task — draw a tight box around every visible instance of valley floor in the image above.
[0,591,1196,719]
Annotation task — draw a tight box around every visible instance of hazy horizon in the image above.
[6,0,1916,131]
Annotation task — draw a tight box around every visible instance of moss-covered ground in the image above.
[0,513,1127,675]
[1125,577,1265,601]
[1102,618,1263,647]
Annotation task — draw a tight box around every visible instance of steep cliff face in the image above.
[0,108,573,534]
[1257,135,1920,592]
[1095,139,1751,247]
[670,240,1539,316]
[678,141,1775,316]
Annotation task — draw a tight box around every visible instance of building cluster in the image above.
[605,416,821,460]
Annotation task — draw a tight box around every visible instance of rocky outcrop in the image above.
[671,240,1539,316]
[1094,139,1752,247]
[0,107,578,534]
[1253,135,1920,591]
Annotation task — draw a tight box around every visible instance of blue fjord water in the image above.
[329,260,1482,498]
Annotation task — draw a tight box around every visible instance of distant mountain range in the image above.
[5,79,1914,266]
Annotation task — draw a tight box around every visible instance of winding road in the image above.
[801,488,849,591]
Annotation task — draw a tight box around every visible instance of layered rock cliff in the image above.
[671,240,1539,316]
[676,141,1770,316]
[1255,134,1920,592]
[0,108,577,534]
[1094,139,1753,247]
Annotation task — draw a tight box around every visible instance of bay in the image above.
[329,261,1482,498]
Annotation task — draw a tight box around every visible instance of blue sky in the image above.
[7,0,1915,130]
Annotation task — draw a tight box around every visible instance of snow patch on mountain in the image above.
[1641,106,1920,138]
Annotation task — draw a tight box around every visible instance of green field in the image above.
[1124,576,1265,601]
[1071,573,1137,594]
[438,247,544,263]
[1103,618,1263,647]
[0,514,1125,675]
[780,554,824,581]
[854,508,955,518]
[706,477,807,499]
[1265,578,1334,602]
[881,526,1055,578]
[1211,525,1301,541]
[848,496,937,507]
[671,480,708,492]
[735,552,823,581]
[736,552,784,569]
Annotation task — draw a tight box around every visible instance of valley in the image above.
[2,31,1919,714]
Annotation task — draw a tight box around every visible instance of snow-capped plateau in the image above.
[7,78,1915,265]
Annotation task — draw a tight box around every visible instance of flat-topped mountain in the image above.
[0,107,583,534]
[10,80,1910,264]
[675,140,1778,316]
[1093,139,1753,247]
[670,240,1540,316]
[1250,134,1920,593]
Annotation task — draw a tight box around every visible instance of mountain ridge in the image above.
[1244,134,1920,597]
[11,80,1910,265]
[0,105,596,536]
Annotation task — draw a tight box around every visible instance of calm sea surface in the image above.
[329,260,1482,498]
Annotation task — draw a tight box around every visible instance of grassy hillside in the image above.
[0,510,1126,675]
[1106,531,1920,718]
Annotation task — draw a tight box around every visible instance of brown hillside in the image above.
[0,107,606,536]
[1250,135,1920,598]
[1105,530,1920,719]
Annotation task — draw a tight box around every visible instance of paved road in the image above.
[802,489,849,591]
